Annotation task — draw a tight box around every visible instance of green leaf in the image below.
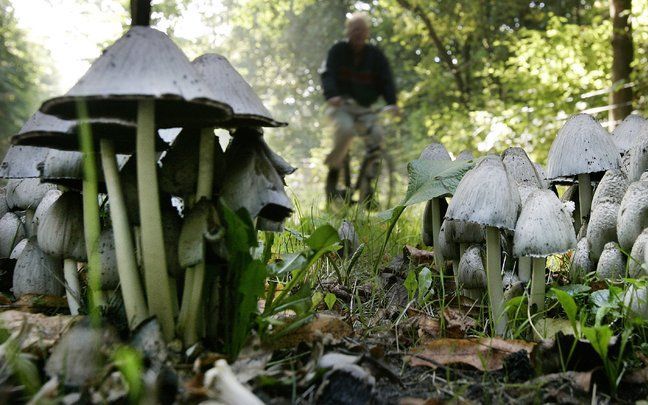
[554,284,591,296]
[268,253,308,275]
[231,259,267,356]
[113,346,143,403]
[552,287,578,335]
[590,290,610,308]
[582,325,613,360]
[220,200,256,253]
[417,267,433,304]
[311,291,324,309]
[306,224,340,251]
[324,293,337,310]
[401,159,476,207]
[405,270,417,301]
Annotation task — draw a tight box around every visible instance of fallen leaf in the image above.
[416,315,441,340]
[403,245,435,267]
[270,313,352,349]
[410,337,535,371]
[0,310,77,356]
[531,370,593,393]
[9,294,69,312]
[443,307,476,338]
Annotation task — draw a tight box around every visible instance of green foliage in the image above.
[417,266,433,305]
[113,346,144,403]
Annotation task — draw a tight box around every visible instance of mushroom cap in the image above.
[455,150,474,160]
[617,179,648,251]
[624,285,648,319]
[628,228,648,278]
[570,237,594,280]
[596,242,626,279]
[446,155,521,230]
[547,114,619,180]
[13,237,64,298]
[444,219,486,244]
[419,143,451,161]
[457,244,486,289]
[9,238,28,260]
[533,163,550,189]
[591,169,629,208]
[421,198,448,247]
[513,189,576,257]
[37,191,86,261]
[32,189,63,236]
[621,138,648,182]
[0,145,50,179]
[611,114,648,153]
[438,220,459,260]
[0,212,26,258]
[40,26,232,127]
[192,54,286,127]
[586,202,620,260]
[501,147,543,188]
[98,228,119,290]
[221,130,293,222]
[5,178,58,210]
[338,220,360,253]
[11,111,142,154]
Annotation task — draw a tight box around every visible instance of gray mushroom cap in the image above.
[591,169,629,208]
[9,238,28,260]
[547,114,619,180]
[624,285,648,319]
[6,178,58,210]
[32,189,63,235]
[192,53,286,127]
[419,143,451,161]
[446,155,521,230]
[338,220,360,256]
[513,189,576,257]
[596,242,626,279]
[438,220,459,260]
[0,212,26,258]
[12,237,64,298]
[570,237,594,279]
[533,163,550,189]
[501,147,543,188]
[98,229,120,290]
[444,219,486,244]
[611,114,648,153]
[455,150,474,160]
[37,191,86,262]
[457,245,486,289]
[617,179,648,251]
[587,202,620,261]
[0,145,50,179]
[628,228,648,278]
[622,138,648,182]
[40,26,232,127]
[0,189,8,220]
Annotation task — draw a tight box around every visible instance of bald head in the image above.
[345,12,370,51]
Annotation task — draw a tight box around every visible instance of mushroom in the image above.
[570,237,594,281]
[12,237,64,298]
[437,220,460,282]
[446,155,521,334]
[338,220,359,257]
[419,143,451,276]
[547,114,620,226]
[0,213,26,258]
[32,189,62,236]
[513,189,576,313]
[457,244,486,300]
[628,228,648,278]
[610,114,648,154]
[596,242,626,279]
[586,170,628,260]
[5,178,58,235]
[455,150,474,160]
[617,178,648,252]
[623,285,648,319]
[622,138,648,182]
[37,192,86,314]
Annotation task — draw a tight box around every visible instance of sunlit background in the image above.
[3,0,648,206]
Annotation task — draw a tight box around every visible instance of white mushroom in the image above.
[596,242,626,279]
[617,178,648,252]
[457,245,486,300]
[0,212,26,258]
[628,228,648,278]
[570,237,594,281]
[13,237,64,298]
[610,114,648,154]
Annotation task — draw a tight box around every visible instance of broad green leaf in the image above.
[417,267,433,304]
[552,287,578,335]
[590,290,610,308]
[405,270,417,301]
[113,346,143,403]
[324,293,337,310]
[311,291,324,309]
[401,158,476,207]
[582,325,613,360]
[220,200,255,253]
[554,284,591,297]
[306,224,340,251]
[268,252,308,275]
[232,259,267,356]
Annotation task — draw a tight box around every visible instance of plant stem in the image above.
[530,257,546,314]
[577,173,592,224]
[431,198,445,273]
[63,259,81,315]
[136,99,174,340]
[486,226,507,336]
[100,138,148,328]
[518,256,531,282]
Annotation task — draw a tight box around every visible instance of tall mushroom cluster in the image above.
[0,5,293,349]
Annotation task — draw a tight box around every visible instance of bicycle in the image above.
[330,102,397,209]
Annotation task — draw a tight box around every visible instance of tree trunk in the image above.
[609,0,633,125]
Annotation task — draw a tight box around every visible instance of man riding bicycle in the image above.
[320,12,399,205]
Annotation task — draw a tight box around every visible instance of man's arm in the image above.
[376,50,397,106]
[320,44,342,103]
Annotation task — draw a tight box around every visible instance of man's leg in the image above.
[358,119,385,206]
[324,107,355,201]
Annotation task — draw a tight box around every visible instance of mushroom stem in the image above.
[99,138,148,328]
[486,227,507,335]
[530,257,546,313]
[136,99,175,340]
[179,128,215,345]
[577,173,592,224]
[518,257,531,282]
[76,101,104,321]
[63,259,81,315]
[430,198,445,273]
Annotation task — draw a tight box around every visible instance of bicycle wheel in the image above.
[356,149,395,210]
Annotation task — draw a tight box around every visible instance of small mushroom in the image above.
[5,178,57,211]
[587,202,620,261]
[457,244,486,300]
[629,228,648,277]
[623,285,648,319]
[0,212,26,258]
[12,237,64,298]
[617,178,648,252]
[338,220,359,257]
[596,242,626,280]
[570,237,594,281]
[622,138,648,182]
[610,114,648,154]
[32,189,62,236]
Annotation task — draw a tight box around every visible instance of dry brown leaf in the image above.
[443,307,477,339]
[410,337,535,371]
[10,294,69,311]
[417,316,441,340]
[270,313,352,349]
[0,310,77,356]
[403,245,436,267]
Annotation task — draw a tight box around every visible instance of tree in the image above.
[609,0,633,124]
